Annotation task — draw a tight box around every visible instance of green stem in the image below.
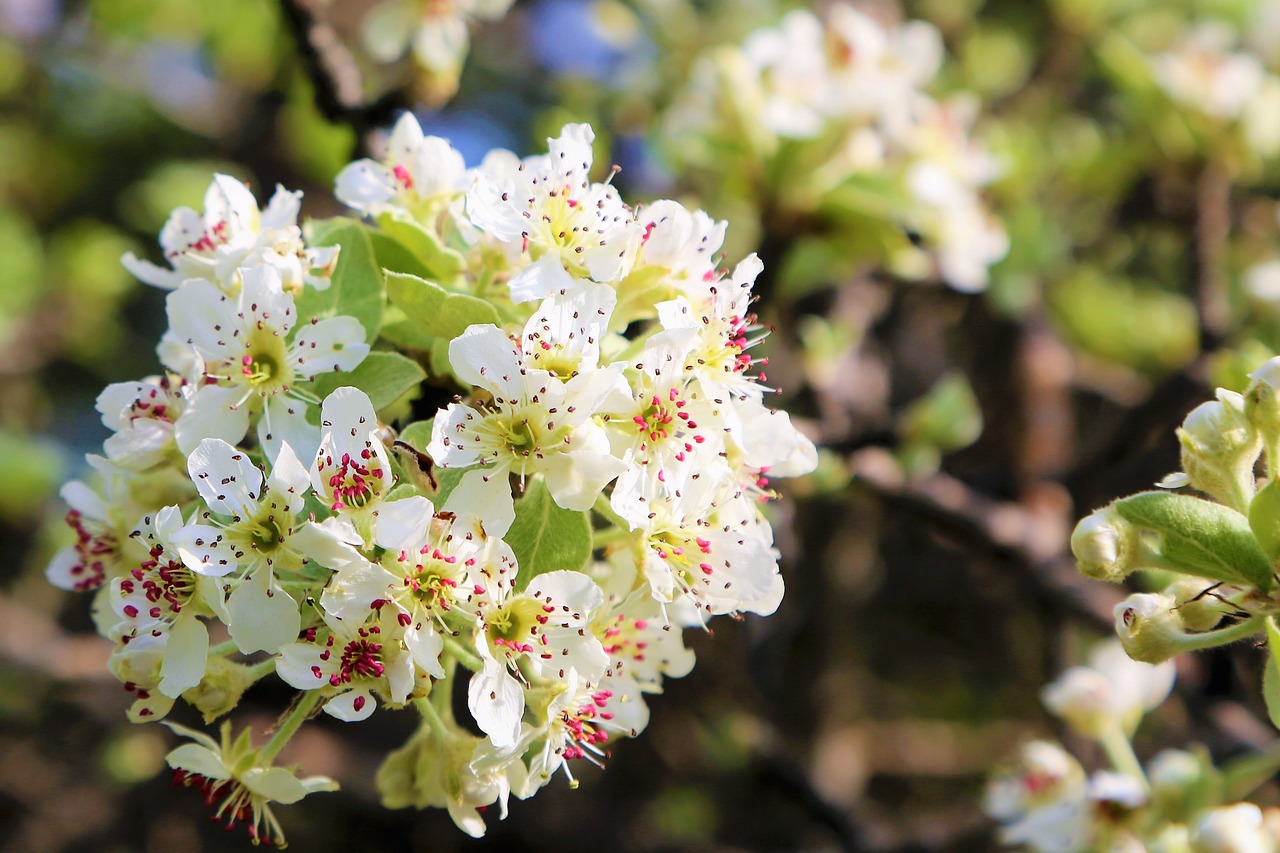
[442,633,484,672]
[259,691,322,764]
[1178,617,1265,653]
[415,695,449,738]
[245,659,278,684]
[1222,740,1280,801]
[209,639,239,657]
[1099,720,1147,788]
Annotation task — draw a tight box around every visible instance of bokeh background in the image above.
[5,0,1280,850]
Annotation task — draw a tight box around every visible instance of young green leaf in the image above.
[385,271,502,341]
[310,351,425,411]
[1114,491,1272,590]
[298,219,386,341]
[1251,477,1280,563]
[1265,617,1280,729]
[505,478,593,588]
[377,213,467,280]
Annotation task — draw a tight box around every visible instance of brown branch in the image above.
[847,450,1116,631]
[278,0,412,158]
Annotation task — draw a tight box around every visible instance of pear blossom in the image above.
[1153,23,1268,120]
[276,609,421,722]
[467,570,610,748]
[122,173,338,293]
[47,479,128,592]
[466,123,638,301]
[170,438,358,653]
[335,112,469,217]
[427,323,627,536]
[95,374,193,469]
[1040,638,1176,739]
[740,10,831,139]
[164,264,370,460]
[310,387,395,521]
[165,721,338,847]
[319,495,512,681]
[110,506,215,699]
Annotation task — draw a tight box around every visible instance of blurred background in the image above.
[6,0,1280,849]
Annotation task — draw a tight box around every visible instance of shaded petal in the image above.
[467,662,523,748]
[326,688,377,722]
[159,613,209,698]
[188,438,263,517]
[226,570,300,654]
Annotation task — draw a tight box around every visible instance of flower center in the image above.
[486,597,549,657]
[561,690,614,761]
[334,631,386,686]
[327,451,386,511]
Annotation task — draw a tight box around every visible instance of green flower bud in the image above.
[1071,508,1141,582]
[1246,358,1280,467]
[1114,593,1188,664]
[1149,748,1214,822]
[182,655,259,724]
[1178,389,1260,510]
[1167,577,1234,633]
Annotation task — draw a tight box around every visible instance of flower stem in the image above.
[1222,739,1280,801]
[1099,721,1147,788]
[260,690,322,764]
[442,633,484,672]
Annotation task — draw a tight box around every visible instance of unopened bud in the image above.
[182,655,258,724]
[1040,666,1113,738]
[1167,577,1234,632]
[1149,748,1211,817]
[1191,803,1273,853]
[1114,593,1188,664]
[1071,508,1140,582]
[1179,389,1260,508]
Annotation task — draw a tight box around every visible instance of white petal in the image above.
[373,495,436,552]
[165,743,230,780]
[170,522,240,577]
[468,662,523,748]
[524,570,604,618]
[447,324,522,399]
[288,521,364,570]
[405,621,446,679]
[326,688,377,722]
[242,767,320,804]
[260,395,321,469]
[319,561,397,622]
[174,385,251,455]
[188,438,263,517]
[508,254,579,304]
[276,641,333,690]
[226,570,300,654]
[289,316,370,379]
[158,613,209,698]
[445,468,515,538]
[540,449,626,511]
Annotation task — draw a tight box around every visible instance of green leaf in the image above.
[367,230,433,280]
[310,351,425,411]
[1265,617,1280,729]
[506,478,593,587]
[1251,478,1280,563]
[1114,492,1272,590]
[298,219,386,341]
[377,213,467,280]
[385,271,502,342]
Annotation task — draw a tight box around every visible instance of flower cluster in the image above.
[662,3,1007,292]
[48,118,815,843]
[988,640,1280,852]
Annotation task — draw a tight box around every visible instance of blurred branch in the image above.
[1194,159,1232,350]
[847,450,1116,632]
[278,0,411,156]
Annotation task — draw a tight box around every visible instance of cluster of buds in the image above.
[46,118,816,844]
[1072,356,1280,717]
[987,640,1280,852]
[662,3,1007,292]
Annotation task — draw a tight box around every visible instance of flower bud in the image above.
[182,655,258,724]
[1149,748,1212,818]
[1178,389,1260,509]
[1191,803,1273,853]
[984,740,1085,821]
[1071,508,1141,582]
[1247,358,1280,453]
[1114,592,1188,664]
[1167,577,1234,632]
[1040,667,1113,738]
